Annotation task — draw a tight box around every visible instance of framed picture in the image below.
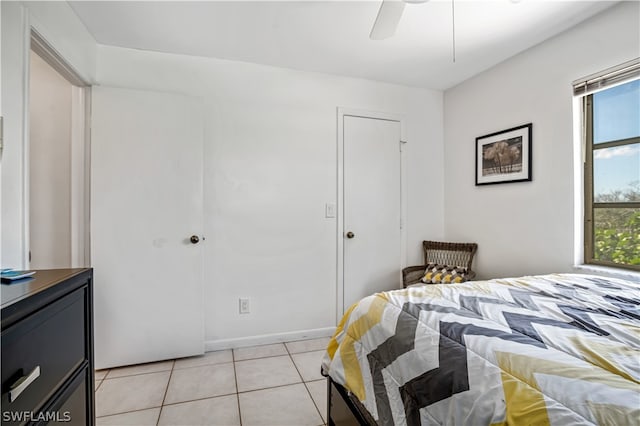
[475,123,532,186]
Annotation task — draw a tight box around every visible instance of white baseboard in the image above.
[204,326,336,352]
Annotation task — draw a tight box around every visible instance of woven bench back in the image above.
[423,240,478,270]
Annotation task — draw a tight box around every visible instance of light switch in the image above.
[325,203,336,218]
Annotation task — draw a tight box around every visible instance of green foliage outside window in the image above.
[593,182,640,266]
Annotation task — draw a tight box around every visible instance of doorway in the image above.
[337,109,407,318]
[28,31,90,269]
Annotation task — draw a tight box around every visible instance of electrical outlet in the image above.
[239,298,250,314]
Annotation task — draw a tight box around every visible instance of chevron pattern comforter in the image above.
[322,274,640,425]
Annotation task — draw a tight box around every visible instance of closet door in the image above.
[342,115,402,312]
[91,87,204,368]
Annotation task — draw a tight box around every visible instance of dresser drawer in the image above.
[44,367,89,426]
[1,287,87,418]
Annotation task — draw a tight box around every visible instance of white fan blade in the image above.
[370,0,406,40]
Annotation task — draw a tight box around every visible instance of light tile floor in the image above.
[94,337,330,426]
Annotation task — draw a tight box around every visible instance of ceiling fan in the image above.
[370,0,431,40]
[369,0,458,61]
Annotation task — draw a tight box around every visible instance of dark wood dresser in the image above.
[1,268,94,425]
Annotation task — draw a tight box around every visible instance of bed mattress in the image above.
[322,273,640,425]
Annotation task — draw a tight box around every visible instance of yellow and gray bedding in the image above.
[322,274,640,425]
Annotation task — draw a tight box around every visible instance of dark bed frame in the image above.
[326,376,377,426]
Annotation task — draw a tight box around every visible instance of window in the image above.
[582,72,640,270]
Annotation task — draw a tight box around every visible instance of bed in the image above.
[321,273,640,425]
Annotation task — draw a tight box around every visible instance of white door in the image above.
[343,115,402,312]
[91,87,204,369]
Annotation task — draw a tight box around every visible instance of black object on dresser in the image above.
[1,269,94,425]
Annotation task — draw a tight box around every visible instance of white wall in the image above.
[1,1,95,268]
[29,51,72,269]
[96,45,444,346]
[443,2,640,279]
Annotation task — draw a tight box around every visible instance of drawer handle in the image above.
[9,366,41,402]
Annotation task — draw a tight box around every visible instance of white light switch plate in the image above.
[325,203,336,218]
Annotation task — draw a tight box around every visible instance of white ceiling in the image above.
[69,0,617,90]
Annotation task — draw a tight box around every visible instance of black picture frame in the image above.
[475,123,532,186]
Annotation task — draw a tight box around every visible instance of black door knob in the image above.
[346,231,355,239]
[190,235,200,244]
